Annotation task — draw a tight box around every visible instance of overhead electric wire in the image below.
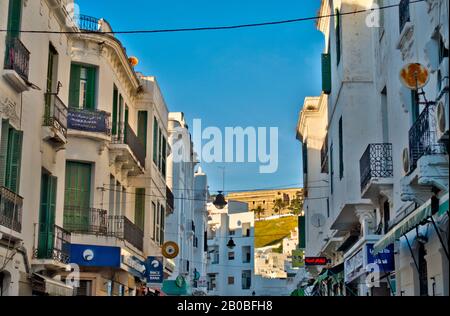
[0,0,426,35]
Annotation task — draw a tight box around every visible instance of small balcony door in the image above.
[37,172,57,259]
[64,161,92,231]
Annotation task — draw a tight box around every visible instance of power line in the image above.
[0,0,426,35]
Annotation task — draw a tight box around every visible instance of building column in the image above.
[355,205,376,237]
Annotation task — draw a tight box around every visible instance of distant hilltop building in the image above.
[227,188,304,219]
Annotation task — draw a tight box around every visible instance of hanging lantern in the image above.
[213,191,227,209]
[227,237,236,249]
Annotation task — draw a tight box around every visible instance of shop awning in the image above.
[31,273,74,296]
[162,280,187,296]
[373,193,449,255]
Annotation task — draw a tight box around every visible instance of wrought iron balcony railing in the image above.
[399,0,410,33]
[359,143,393,192]
[63,206,107,235]
[74,14,102,32]
[0,186,23,233]
[112,122,146,168]
[44,93,68,138]
[408,103,447,172]
[321,137,329,174]
[4,37,30,80]
[107,215,144,251]
[67,107,111,135]
[34,224,71,265]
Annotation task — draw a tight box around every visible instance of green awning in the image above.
[330,271,344,286]
[313,270,329,285]
[290,288,305,296]
[373,194,449,255]
[162,280,188,296]
[438,193,449,216]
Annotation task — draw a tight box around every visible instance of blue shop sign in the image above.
[145,256,163,284]
[122,253,146,280]
[367,243,395,272]
[70,244,121,268]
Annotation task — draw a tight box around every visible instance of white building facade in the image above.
[206,200,254,296]
[297,0,449,296]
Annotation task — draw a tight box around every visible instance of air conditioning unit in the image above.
[402,148,410,174]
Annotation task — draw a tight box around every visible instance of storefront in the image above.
[344,241,395,296]
[373,193,449,296]
[65,244,147,296]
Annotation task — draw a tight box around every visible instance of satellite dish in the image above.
[400,63,429,90]
[311,213,326,228]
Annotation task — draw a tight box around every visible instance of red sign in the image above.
[305,257,328,266]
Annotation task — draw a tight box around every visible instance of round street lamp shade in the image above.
[227,237,236,249]
[213,191,227,209]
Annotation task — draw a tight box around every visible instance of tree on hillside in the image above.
[251,205,265,220]
[288,198,303,215]
[272,198,286,215]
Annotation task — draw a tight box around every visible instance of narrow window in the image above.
[338,117,344,180]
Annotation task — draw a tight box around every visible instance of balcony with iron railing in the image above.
[73,14,113,33]
[0,186,23,234]
[4,36,30,81]
[43,93,68,144]
[408,103,447,173]
[359,143,393,197]
[111,122,146,169]
[107,215,144,251]
[33,224,71,267]
[63,206,107,235]
[67,107,111,137]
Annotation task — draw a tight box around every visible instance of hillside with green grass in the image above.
[254,216,298,248]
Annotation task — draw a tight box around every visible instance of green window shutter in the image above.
[7,0,22,38]
[137,111,148,152]
[112,87,118,135]
[152,202,156,240]
[38,173,57,259]
[160,205,165,244]
[0,119,11,187]
[134,188,145,231]
[153,117,158,164]
[64,162,91,231]
[158,128,162,171]
[5,128,23,193]
[124,105,129,140]
[69,64,81,108]
[85,67,96,110]
[321,53,332,94]
[339,117,344,179]
[335,9,341,65]
[330,143,334,194]
[118,94,123,136]
[161,136,166,177]
[298,215,306,249]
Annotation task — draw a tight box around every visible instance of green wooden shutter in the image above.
[38,173,57,259]
[112,87,118,135]
[160,205,165,244]
[134,188,145,231]
[321,53,332,94]
[153,117,158,164]
[298,215,306,249]
[5,128,23,193]
[339,117,344,179]
[69,64,81,108]
[64,162,91,231]
[0,120,10,187]
[7,0,22,38]
[85,67,96,110]
[124,105,129,140]
[137,111,148,152]
[330,143,334,194]
[335,9,341,65]
[161,136,166,177]
[46,46,55,93]
[118,94,123,136]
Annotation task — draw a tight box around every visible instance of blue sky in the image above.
[76,0,324,193]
